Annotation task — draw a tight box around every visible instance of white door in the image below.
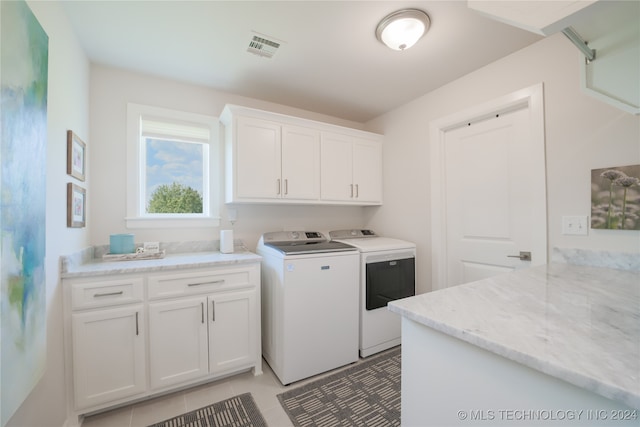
[431,84,547,289]
[148,297,209,389]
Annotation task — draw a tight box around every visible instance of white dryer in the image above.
[330,229,416,357]
[256,231,359,385]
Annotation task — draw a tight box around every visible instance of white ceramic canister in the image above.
[220,229,234,253]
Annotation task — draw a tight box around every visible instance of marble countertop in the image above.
[388,263,640,409]
[61,248,261,278]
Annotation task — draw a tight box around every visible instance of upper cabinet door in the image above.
[352,139,383,204]
[321,132,383,204]
[282,125,320,200]
[235,116,282,199]
[320,132,354,202]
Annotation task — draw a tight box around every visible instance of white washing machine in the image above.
[330,229,416,357]
[256,231,359,385]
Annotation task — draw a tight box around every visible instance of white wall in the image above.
[7,2,90,426]
[366,33,640,294]
[89,65,370,251]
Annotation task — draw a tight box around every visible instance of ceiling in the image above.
[61,1,546,123]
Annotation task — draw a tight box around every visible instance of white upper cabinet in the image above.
[234,116,283,200]
[320,132,352,201]
[225,114,320,202]
[320,133,383,204]
[281,125,321,200]
[353,139,383,204]
[221,105,383,205]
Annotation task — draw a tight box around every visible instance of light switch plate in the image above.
[562,216,589,235]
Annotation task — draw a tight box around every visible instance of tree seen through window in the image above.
[145,138,205,214]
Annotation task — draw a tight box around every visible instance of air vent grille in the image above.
[247,34,280,58]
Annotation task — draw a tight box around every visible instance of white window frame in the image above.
[126,103,221,228]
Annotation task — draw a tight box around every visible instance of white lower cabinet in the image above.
[63,262,261,423]
[72,304,146,409]
[149,296,209,389]
[208,290,257,373]
[148,289,257,390]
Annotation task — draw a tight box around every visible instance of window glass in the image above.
[144,137,206,214]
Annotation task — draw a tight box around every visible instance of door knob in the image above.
[507,251,531,261]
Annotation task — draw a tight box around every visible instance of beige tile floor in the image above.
[80,360,294,427]
[80,349,397,427]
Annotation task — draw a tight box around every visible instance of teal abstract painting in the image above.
[0,1,48,425]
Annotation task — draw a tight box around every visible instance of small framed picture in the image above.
[67,183,86,228]
[591,164,640,230]
[67,130,86,181]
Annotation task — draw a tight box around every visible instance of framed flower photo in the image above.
[67,130,86,181]
[591,164,640,230]
[67,183,86,228]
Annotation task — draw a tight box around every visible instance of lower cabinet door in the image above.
[208,290,257,374]
[149,296,209,389]
[72,305,146,409]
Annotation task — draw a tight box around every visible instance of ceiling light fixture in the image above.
[375,9,430,51]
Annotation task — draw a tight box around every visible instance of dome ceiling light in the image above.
[375,9,431,51]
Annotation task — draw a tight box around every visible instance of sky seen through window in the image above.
[145,137,204,209]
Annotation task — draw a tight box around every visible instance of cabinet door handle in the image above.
[211,301,216,322]
[284,179,288,195]
[201,302,204,324]
[188,280,225,287]
[355,184,359,198]
[94,291,124,298]
[277,179,281,195]
[350,184,354,198]
[135,311,139,336]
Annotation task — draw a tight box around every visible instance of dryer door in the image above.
[366,257,415,310]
